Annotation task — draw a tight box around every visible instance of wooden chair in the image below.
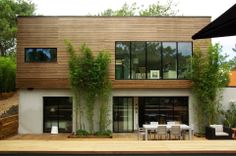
[170,125,181,140]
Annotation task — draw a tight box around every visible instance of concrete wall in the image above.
[18,89,72,134]
[19,87,236,134]
[222,87,236,109]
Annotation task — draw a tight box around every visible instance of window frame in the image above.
[115,41,193,80]
[24,48,57,63]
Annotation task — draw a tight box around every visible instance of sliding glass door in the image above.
[113,97,134,132]
[139,97,188,126]
[43,97,72,133]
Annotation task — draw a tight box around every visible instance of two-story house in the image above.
[17,16,212,134]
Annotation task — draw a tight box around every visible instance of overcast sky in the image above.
[31,0,236,58]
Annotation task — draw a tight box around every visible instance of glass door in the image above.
[113,97,134,132]
[43,97,72,133]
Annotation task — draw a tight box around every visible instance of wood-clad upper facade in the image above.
[16,16,211,89]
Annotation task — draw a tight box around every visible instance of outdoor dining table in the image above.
[143,124,192,141]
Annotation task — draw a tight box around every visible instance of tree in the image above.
[230,44,236,70]
[0,56,16,94]
[191,44,232,134]
[0,0,35,56]
[99,0,178,16]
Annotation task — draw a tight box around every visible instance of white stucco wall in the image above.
[222,87,236,109]
[18,89,72,134]
[19,87,236,134]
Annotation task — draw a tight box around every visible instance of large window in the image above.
[25,48,57,62]
[163,42,177,79]
[138,97,188,126]
[115,42,130,79]
[147,42,162,79]
[115,41,192,80]
[178,42,192,79]
[131,42,146,79]
[113,97,134,132]
[43,97,72,133]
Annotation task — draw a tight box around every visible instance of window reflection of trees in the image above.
[115,42,130,79]
[115,41,192,80]
[25,48,57,62]
[163,42,177,79]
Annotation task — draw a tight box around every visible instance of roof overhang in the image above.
[192,4,236,40]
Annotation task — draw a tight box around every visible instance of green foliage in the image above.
[0,56,16,93]
[76,129,112,137]
[139,0,178,16]
[0,0,35,56]
[228,45,236,70]
[76,129,89,136]
[228,57,236,70]
[220,102,236,128]
[99,0,178,16]
[191,43,231,133]
[94,130,112,137]
[65,41,111,134]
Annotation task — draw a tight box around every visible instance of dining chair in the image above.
[156,125,168,140]
[170,125,182,140]
[149,121,158,139]
[136,124,145,140]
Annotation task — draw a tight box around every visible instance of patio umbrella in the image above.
[192,3,236,40]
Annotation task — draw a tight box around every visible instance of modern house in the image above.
[17,16,234,134]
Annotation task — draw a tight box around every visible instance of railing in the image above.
[0,114,18,139]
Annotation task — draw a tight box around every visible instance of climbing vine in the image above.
[65,40,111,133]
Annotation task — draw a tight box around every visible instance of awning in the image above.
[192,4,236,40]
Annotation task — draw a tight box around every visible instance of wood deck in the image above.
[0,134,236,154]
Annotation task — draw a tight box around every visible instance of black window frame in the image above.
[115,41,193,80]
[43,96,72,133]
[25,48,57,63]
[138,96,189,126]
[113,97,134,133]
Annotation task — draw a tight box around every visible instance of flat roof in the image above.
[17,15,211,18]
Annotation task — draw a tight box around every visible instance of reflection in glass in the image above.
[163,42,177,79]
[115,42,130,79]
[131,42,146,79]
[44,97,72,133]
[113,97,133,132]
[25,48,57,62]
[115,41,192,80]
[147,42,161,79]
[139,97,188,126]
[178,42,192,79]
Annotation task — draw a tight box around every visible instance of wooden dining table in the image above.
[143,124,192,141]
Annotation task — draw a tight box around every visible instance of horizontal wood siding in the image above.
[0,115,18,139]
[16,17,210,89]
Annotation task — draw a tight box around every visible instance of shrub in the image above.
[221,102,236,128]
[94,130,112,136]
[76,129,89,136]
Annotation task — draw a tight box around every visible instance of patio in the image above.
[6,133,203,141]
[0,134,236,154]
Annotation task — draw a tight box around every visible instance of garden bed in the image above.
[68,133,112,138]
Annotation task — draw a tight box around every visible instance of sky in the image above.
[30,0,236,58]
